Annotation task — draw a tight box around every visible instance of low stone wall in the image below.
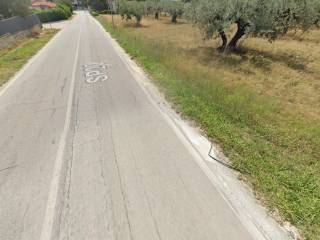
[1,30,28,49]
[0,15,42,49]
[0,15,42,36]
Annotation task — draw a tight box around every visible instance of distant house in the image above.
[31,1,57,10]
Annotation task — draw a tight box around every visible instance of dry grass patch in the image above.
[105,14,320,120]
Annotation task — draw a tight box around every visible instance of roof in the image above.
[31,1,57,8]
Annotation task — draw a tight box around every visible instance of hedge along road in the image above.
[0,11,288,240]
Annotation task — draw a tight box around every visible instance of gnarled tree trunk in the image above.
[217,31,227,51]
[227,19,248,51]
[171,13,177,23]
[135,15,141,27]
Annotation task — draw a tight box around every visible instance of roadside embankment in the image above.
[97,14,320,240]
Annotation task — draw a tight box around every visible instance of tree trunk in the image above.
[155,12,159,20]
[171,13,177,23]
[217,31,227,51]
[227,19,248,51]
[135,15,141,27]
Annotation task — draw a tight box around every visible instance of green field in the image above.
[97,15,320,239]
[0,29,57,87]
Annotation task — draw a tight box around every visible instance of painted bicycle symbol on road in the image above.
[83,63,111,84]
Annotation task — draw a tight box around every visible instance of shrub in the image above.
[56,0,74,13]
[58,3,72,16]
[90,10,99,16]
[36,4,72,23]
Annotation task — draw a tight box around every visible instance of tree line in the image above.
[118,0,184,24]
[95,0,320,52]
[186,0,320,51]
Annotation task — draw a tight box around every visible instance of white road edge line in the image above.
[39,26,81,240]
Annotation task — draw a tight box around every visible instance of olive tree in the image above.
[185,0,233,50]
[295,0,320,29]
[186,0,319,52]
[314,2,320,27]
[270,0,319,33]
[118,0,145,26]
[162,0,184,23]
[144,0,162,19]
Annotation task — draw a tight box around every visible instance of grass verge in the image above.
[0,29,58,87]
[97,15,320,239]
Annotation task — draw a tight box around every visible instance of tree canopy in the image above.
[162,0,184,23]
[106,0,320,51]
[0,0,30,19]
[88,0,108,12]
[185,0,320,51]
[118,0,145,25]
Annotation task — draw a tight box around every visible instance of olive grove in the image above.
[115,0,320,51]
[185,0,320,51]
[118,0,185,24]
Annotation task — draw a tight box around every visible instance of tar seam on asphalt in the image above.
[0,165,18,172]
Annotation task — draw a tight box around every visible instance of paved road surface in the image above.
[43,19,71,30]
[0,11,273,240]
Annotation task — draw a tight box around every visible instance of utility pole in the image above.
[107,0,116,29]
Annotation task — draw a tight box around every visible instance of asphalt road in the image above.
[0,11,284,240]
